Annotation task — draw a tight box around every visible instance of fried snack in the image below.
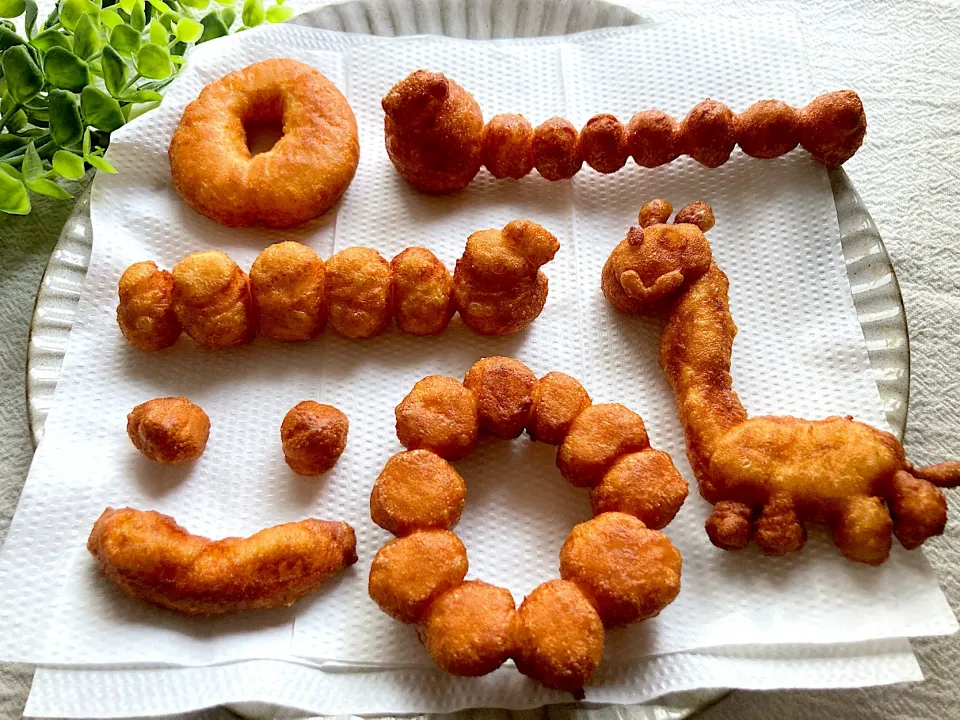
[117,261,182,351]
[638,198,673,229]
[680,99,737,168]
[578,114,628,174]
[250,242,326,342]
[799,90,867,168]
[171,250,255,350]
[626,110,681,168]
[324,247,393,339]
[127,397,210,464]
[169,58,359,228]
[590,449,688,529]
[419,580,516,676]
[395,376,479,461]
[560,513,682,627]
[481,114,534,180]
[602,199,960,563]
[463,356,538,439]
[453,219,559,335]
[368,529,468,623]
[280,401,348,476]
[526,371,592,445]
[735,99,800,159]
[532,117,582,181]
[513,579,604,694]
[382,70,483,194]
[390,247,455,335]
[88,507,357,614]
[557,403,650,488]
[370,450,467,536]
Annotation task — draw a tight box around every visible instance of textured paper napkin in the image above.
[0,13,955,714]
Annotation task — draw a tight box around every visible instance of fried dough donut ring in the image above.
[395,376,479,461]
[168,58,359,228]
[88,508,357,614]
[117,261,182,351]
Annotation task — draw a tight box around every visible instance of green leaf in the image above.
[119,88,160,102]
[52,149,85,179]
[0,25,24,51]
[30,28,72,51]
[158,9,177,30]
[174,16,202,42]
[2,45,44,103]
[100,7,121,27]
[21,139,41,180]
[101,43,126,96]
[145,0,169,14]
[58,0,98,32]
[84,152,115,172]
[1,160,21,179]
[197,10,227,42]
[118,0,135,12]
[3,107,27,131]
[26,176,72,198]
[0,0,26,19]
[0,168,29,214]
[265,4,292,23]
[24,0,37,37]
[72,12,102,59]
[220,5,235,27]
[109,22,140,56]
[241,0,263,27]
[47,88,83,146]
[0,133,28,154]
[80,85,124,130]
[148,18,166,44]
[43,46,91,91]
[41,5,58,29]
[136,42,170,79]
[82,125,90,154]
[129,0,144,30]
[179,0,207,8]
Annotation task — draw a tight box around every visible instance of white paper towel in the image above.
[0,13,955,712]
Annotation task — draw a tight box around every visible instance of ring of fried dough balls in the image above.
[168,58,359,228]
[371,356,686,696]
[127,397,210,464]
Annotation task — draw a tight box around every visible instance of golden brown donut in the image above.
[532,117,582,181]
[735,99,800,159]
[419,580,516,676]
[578,114,628,174]
[680,99,737,168]
[168,58,359,228]
[324,247,393,339]
[390,247,455,335]
[799,89,867,168]
[171,250,255,351]
[557,403,650,488]
[368,529,468,623]
[127,397,210,464]
[526,371,592,445]
[590,449,688,530]
[280,401,349,476]
[88,507,357,614]
[463,356,538,439]
[481,114,535,180]
[250,241,326,342]
[117,261,182,351]
[370,450,467,536]
[395,375,479,461]
[626,109,681,168]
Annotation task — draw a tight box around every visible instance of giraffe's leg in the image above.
[705,501,752,550]
[832,496,893,565]
[889,471,948,550]
[753,494,806,556]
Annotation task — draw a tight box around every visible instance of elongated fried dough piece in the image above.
[88,508,357,614]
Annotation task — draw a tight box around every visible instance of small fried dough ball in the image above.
[800,90,867,169]
[889,471,948,550]
[324,247,393,339]
[577,114,628,174]
[419,580,516,676]
[735,99,800,159]
[513,579,604,693]
[390,247,455,335]
[482,114,534,180]
[526,371,592,445]
[463,357,538,439]
[368,529,468,623]
[370,450,466,536]
[557,403,650,488]
[705,501,752,550]
[117,261,182,351]
[673,200,716,232]
[250,241,326,342]
[127,397,210,464]
[638,198,673,228]
[680,99,736,168]
[590,449,688,529]
[395,376,479,461]
[626,110,680,168]
[532,117,581,181]
[560,512,682,628]
[280,401,348,475]
[171,250,255,350]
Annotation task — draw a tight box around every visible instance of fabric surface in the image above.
[1,0,959,717]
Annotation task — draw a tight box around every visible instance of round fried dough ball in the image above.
[560,512,682,628]
[117,261,182,351]
[482,114,534,180]
[533,117,581,181]
[390,247,455,336]
[127,397,210,464]
[395,376,479,461]
[171,250,255,350]
[280,401,348,475]
[557,403,650,488]
[626,110,680,168]
[368,529,468,623]
[370,450,466,536]
[324,247,393,339]
[800,90,867,168]
[463,356,538,439]
[454,272,549,336]
[577,114,628,174]
[526,371,592,445]
[735,99,800,159]
[590,449,688,529]
[419,580,516,676]
[250,241,327,342]
[673,200,716,232]
[513,579,604,692]
[680,99,736,168]
[890,470,948,550]
[638,198,673,228]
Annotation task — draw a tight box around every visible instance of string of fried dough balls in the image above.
[382,70,866,193]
